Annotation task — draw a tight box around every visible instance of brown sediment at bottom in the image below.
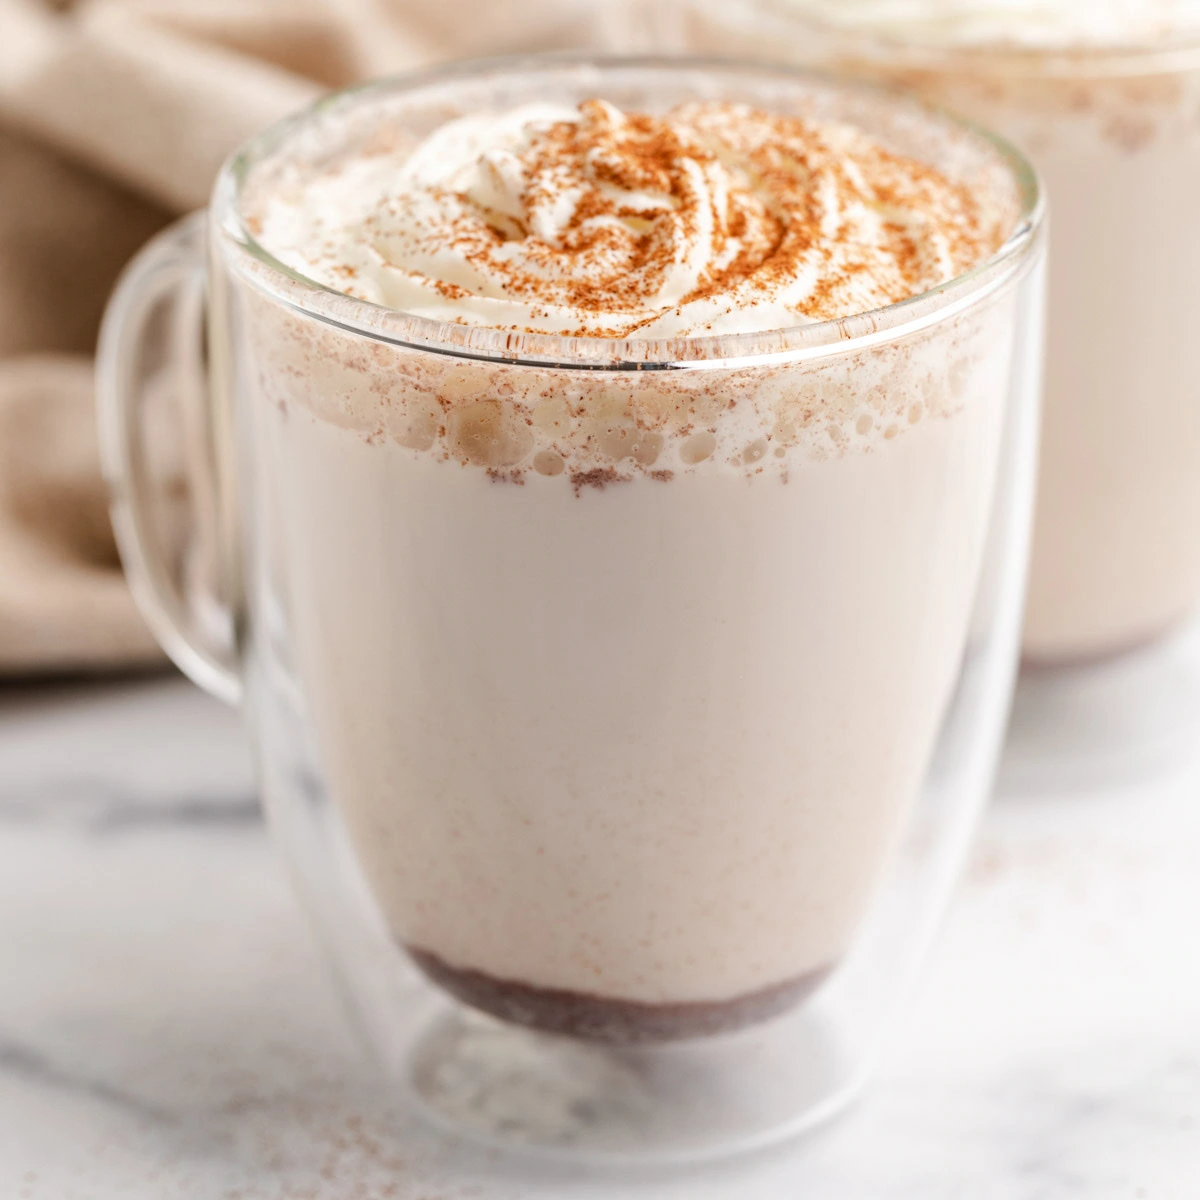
[406,947,834,1045]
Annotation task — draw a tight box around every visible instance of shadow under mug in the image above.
[97,55,1046,1164]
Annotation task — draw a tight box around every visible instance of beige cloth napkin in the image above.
[0,0,624,674]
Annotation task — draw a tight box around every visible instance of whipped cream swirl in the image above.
[255,98,1007,337]
[775,0,1200,48]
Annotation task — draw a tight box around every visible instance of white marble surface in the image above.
[1,668,1199,1198]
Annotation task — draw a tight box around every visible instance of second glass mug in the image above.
[97,56,1046,1163]
[682,5,1200,783]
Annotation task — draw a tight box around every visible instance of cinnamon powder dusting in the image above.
[260,96,1012,338]
[570,466,625,496]
[424,98,1005,334]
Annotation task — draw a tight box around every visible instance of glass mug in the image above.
[685,5,1200,782]
[97,56,1046,1163]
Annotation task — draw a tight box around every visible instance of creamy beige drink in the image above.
[689,0,1200,661]
[239,91,1023,1041]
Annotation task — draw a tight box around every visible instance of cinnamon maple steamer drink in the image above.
[224,72,1029,1045]
[688,0,1200,661]
[99,57,1043,1155]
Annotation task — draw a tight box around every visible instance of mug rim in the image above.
[212,52,1044,372]
[734,2,1200,78]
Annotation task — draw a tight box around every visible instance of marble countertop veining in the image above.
[1,673,1198,1199]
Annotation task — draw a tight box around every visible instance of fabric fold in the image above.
[0,0,626,673]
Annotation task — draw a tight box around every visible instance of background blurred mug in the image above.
[687,5,1200,662]
[685,7,1200,782]
[97,55,1045,1162]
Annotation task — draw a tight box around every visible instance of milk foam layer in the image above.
[254,98,1006,336]
[778,0,1200,47]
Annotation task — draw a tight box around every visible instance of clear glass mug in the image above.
[686,6,1200,782]
[97,56,1045,1163]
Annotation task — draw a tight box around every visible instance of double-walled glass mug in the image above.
[97,56,1046,1164]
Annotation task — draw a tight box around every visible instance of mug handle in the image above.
[97,212,242,705]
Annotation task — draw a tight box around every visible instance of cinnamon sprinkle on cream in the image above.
[255,98,1011,338]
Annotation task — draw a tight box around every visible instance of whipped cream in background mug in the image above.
[785,0,1200,47]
